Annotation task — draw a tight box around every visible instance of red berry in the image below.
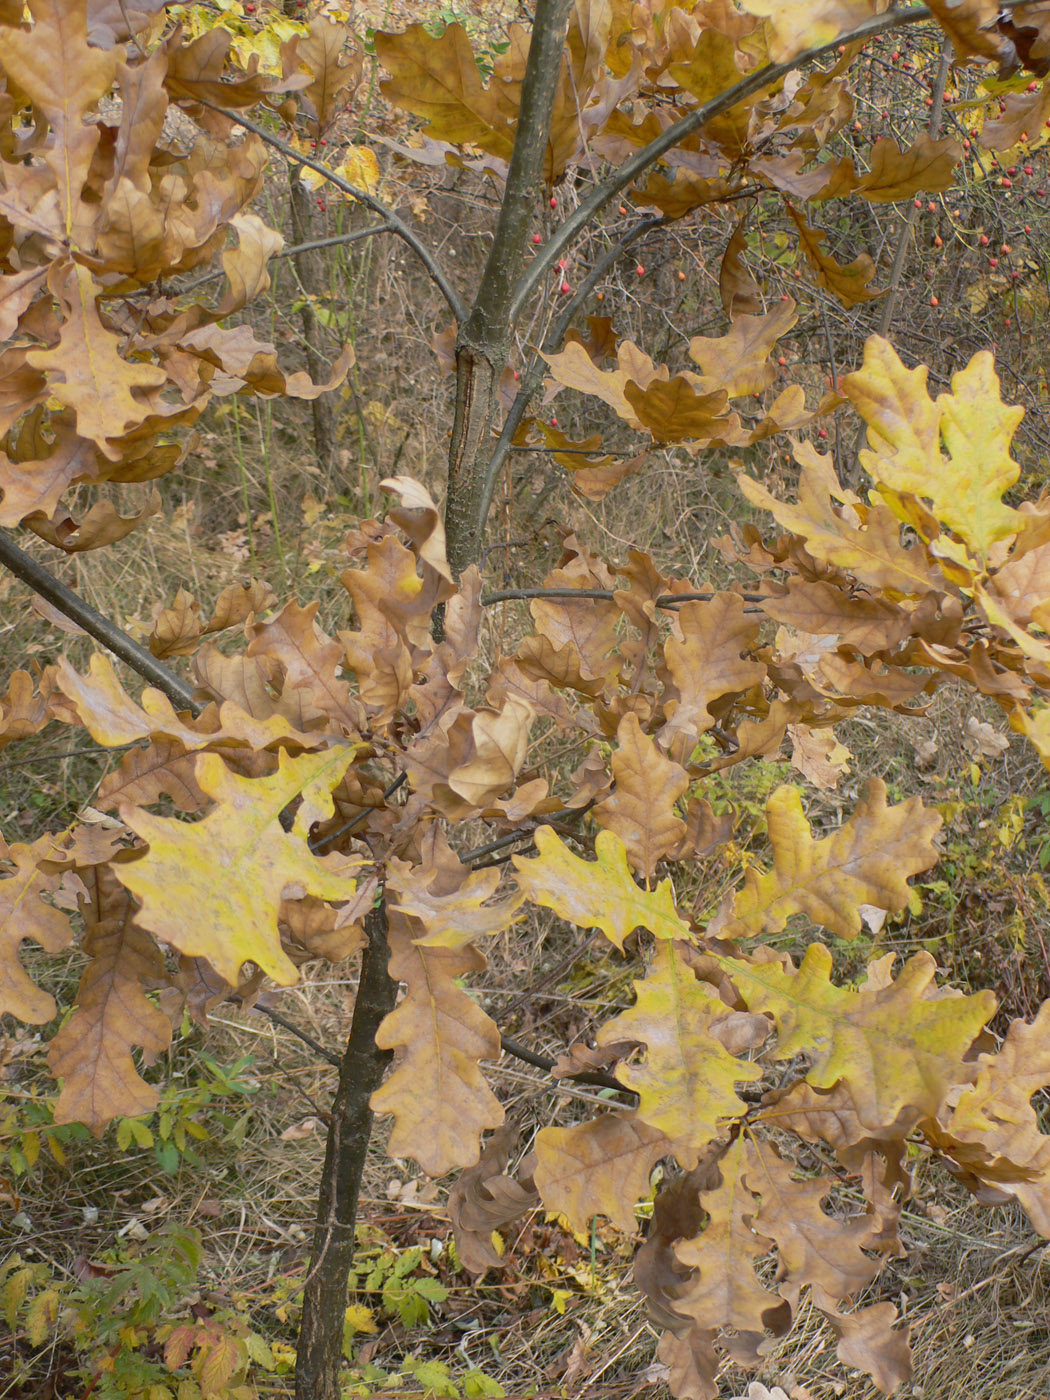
[778,355,787,366]
[513,370,520,380]
[550,195,557,208]
[989,257,998,267]
[635,264,645,276]
[818,427,828,438]
[1029,80,1040,92]
[1025,164,1034,175]
[1012,269,1020,278]
[913,198,923,209]
[1008,166,1017,175]
[1003,177,1013,188]
[1001,243,1011,253]
[618,205,627,216]
[933,235,943,247]
[532,233,541,244]
[550,417,558,427]
[963,139,971,150]
[979,234,989,245]
[560,280,571,294]
[927,201,936,212]
[929,294,939,306]
[557,258,567,270]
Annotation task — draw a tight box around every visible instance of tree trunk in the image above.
[294,899,397,1400]
[443,0,574,578]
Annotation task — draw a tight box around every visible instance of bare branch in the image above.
[0,530,201,713]
[199,103,466,321]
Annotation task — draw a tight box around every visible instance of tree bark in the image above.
[294,899,398,1400]
[289,171,340,480]
[443,0,574,579]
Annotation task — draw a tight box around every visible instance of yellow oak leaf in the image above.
[844,337,1026,560]
[597,941,762,1165]
[513,827,693,949]
[115,746,359,985]
[716,944,996,1128]
[712,780,941,942]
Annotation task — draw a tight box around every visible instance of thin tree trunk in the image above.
[289,171,340,479]
[444,0,574,578]
[294,899,397,1400]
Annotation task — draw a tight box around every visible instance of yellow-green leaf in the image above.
[513,827,693,949]
[116,747,359,985]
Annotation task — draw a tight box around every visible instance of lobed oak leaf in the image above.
[738,1,881,62]
[658,594,766,759]
[48,866,171,1135]
[814,1292,911,1395]
[95,739,217,817]
[739,441,940,596]
[930,1002,1050,1224]
[597,941,762,1165]
[448,1126,538,1274]
[115,746,360,986]
[719,216,763,317]
[633,169,735,219]
[371,912,504,1175]
[542,338,646,427]
[381,475,455,586]
[924,0,1007,63]
[513,827,693,950]
[387,833,522,951]
[150,587,203,660]
[688,299,797,399]
[215,213,283,317]
[27,263,167,457]
[595,713,689,879]
[717,943,996,1130]
[247,599,363,734]
[624,377,733,445]
[713,780,940,943]
[51,652,325,752]
[532,1111,670,1233]
[787,724,852,791]
[747,1139,881,1298]
[374,23,513,161]
[27,492,163,554]
[673,1137,789,1338]
[282,16,364,132]
[0,670,47,749]
[855,134,962,203]
[0,832,75,1023]
[845,338,1026,561]
[0,0,118,230]
[204,579,275,634]
[786,205,880,307]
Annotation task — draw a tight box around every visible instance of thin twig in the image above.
[498,1034,635,1098]
[480,586,770,607]
[197,103,466,322]
[124,225,397,299]
[0,531,201,713]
